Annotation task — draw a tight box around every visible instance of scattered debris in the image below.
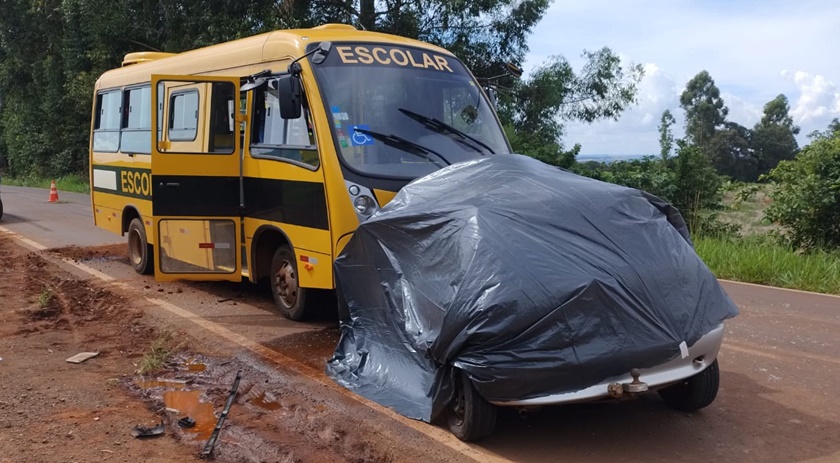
[130,419,165,438]
[201,370,242,458]
[66,352,100,364]
[216,298,232,303]
[177,416,196,428]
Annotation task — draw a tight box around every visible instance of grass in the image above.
[1,173,90,194]
[691,183,840,295]
[695,234,840,295]
[137,332,181,374]
[37,287,54,308]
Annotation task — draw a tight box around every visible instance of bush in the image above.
[765,133,840,251]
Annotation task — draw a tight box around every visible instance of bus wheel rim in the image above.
[275,260,298,308]
[128,229,143,266]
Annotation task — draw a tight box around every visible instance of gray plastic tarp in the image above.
[327,154,738,421]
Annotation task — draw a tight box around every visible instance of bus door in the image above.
[150,74,243,282]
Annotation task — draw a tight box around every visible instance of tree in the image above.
[501,48,644,166]
[680,70,728,150]
[671,142,722,221]
[0,0,557,177]
[708,122,756,181]
[751,94,799,176]
[765,132,840,251]
[658,110,676,161]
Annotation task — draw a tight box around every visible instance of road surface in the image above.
[2,184,839,462]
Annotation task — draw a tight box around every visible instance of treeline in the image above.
[0,0,645,179]
[578,69,840,252]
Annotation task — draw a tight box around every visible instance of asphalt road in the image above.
[2,184,839,463]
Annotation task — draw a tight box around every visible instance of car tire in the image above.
[270,245,309,321]
[659,359,720,412]
[127,218,153,275]
[448,370,497,442]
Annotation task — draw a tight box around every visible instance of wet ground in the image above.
[0,235,473,463]
[3,186,840,462]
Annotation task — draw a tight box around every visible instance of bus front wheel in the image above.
[128,218,153,275]
[270,245,309,321]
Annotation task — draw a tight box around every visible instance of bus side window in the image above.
[208,82,235,153]
[250,79,319,169]
[93,90,121,152]
[121,85,151,154]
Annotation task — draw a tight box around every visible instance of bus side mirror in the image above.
[276,75,302,119]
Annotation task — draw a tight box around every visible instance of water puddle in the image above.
[138,379,187,389]
[136,377,216,439]
[163,390,217,439]
[186,362,206,372]
[249,392,281,411]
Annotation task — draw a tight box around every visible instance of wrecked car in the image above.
[327,154,739,441]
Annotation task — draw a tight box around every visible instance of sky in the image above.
[523,0,840,155]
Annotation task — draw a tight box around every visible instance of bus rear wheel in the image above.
[270,245,309,321]
[128,218,153,275]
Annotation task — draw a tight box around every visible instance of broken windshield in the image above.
[310,43,510,179]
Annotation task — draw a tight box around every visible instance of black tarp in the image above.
[326,154,738,421]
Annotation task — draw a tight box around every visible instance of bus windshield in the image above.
[310,43,510,179]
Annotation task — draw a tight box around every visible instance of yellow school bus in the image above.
[89,24,511,320]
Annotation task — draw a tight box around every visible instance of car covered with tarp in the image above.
[327,154,738,441]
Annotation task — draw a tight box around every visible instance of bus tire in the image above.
[270,245,309,321]
[128,218,153,275]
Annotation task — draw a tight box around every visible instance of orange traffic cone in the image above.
[48,180,59,203]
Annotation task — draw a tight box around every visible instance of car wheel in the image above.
[659,359,720,412]
[448,370,497,442]
[270,245,309,321]
[127,218,153,275]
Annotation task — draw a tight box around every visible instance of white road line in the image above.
[0,227,47,250]
[1,227,512,463]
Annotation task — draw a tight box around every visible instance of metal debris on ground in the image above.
[130,419,165,438]
[201,370,242,458]
[177,416,196,428]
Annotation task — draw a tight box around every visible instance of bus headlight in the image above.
[354,195,377,216]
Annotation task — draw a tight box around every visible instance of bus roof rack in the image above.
[122,52,177,67]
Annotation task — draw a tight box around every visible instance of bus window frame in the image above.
[93,88,122,153]
[120,83,153,155]
[167,88,199,142]
[248,76,321,172]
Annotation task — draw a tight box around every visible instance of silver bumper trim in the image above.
[491,324,725,407]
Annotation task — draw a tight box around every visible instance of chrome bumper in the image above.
[491,324,725,407]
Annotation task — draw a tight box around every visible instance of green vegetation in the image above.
[0,3,836,295]
[0,0,645,178]
[137,332,182,375]
[1,174,90,194]
[37,287,54,308]
[695,235,840,295]
[765,131,840,251]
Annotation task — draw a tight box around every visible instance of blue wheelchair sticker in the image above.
[351,125,375,146]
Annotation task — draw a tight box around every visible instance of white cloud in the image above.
[781,70,840,125]
[720,93,762,129]
[561,62,684,154]
[523,0,840,153]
